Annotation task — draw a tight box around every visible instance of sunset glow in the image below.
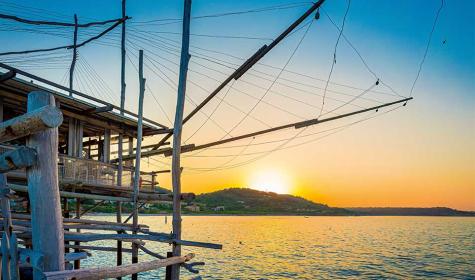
[249,169,291,194]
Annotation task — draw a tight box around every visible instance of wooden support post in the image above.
[9,233,19,280]
[117,1,127,276]
[152,173,157,191]
[1,232,10,279]
[26,91,65,278]
[104,129,111,162]
[74,198,81,269]
[63,197,70,258]
[165,251,173,280]
[69,14,78,96]
[171,1,192,279]
[0,175,12,237]
[131,50,145,280]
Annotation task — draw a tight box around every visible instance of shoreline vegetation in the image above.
[67,188,474,217]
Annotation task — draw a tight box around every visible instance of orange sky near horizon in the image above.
[1,1,473,210]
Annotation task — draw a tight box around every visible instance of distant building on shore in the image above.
[185,204,200,212]
[212,206,225,211]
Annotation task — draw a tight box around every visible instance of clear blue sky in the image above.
[0,0,474,209]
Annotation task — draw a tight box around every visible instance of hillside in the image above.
[194,188,351,215]
[347,207,475,216]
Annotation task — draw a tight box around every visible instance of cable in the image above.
[409,0,444,97]
[321,9,401,97]
[319,0,351,117]
[184,80,236,142]
[131,2,312,24]
[225,20,315,137]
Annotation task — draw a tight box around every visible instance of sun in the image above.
[249,169,290,194]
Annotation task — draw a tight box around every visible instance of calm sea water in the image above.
[81,216,475,279]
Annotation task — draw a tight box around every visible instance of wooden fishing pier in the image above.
[0,0,416,278]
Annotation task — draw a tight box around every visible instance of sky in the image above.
[0,0,474,210]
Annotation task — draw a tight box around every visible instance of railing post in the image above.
[26,91,65,279]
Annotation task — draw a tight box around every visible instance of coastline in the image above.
[84,212,475,217]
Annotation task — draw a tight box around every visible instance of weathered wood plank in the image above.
[64,252,88,262]
[43,253,194,280]
[65,244,133,254]
[26,91,65,278]
[0,174,12,236]
[1,232,10,279]
[0,147,37,173]
[9,233,19,280]
[0,104,63,143]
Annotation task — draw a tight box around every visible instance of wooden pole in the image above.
[0,174,11,237]
[0,107,12,239]
[117,0,127,275]
[1,232,10,279]
[131,49,145,280]
[171,1,192,279]
[26,91,65,279]
[69,14,78,96]
[75,198,81,269]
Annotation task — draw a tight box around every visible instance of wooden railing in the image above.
[1,145,160,191]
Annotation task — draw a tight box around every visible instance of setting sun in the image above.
[249,169,291,194]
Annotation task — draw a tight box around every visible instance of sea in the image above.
[80,216,475,279]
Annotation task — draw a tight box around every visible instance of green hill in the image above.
[193,188,351,215]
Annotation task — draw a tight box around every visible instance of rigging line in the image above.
[0,17,127,56]
[127,40,179,83]
[185,137,256,173]
[187,65,309,120]
[187,53,382,108]
[126,47,177,91]
[184,80,238,139]
[184,20,316,158]
[80,56,119,104]
[75,60,105,100]
[0,13,127,28]
[128,42,266,134]
[225,20,315,137]
[134,30,273,41]
[137,31,396,98]
[129,31,394,104]
[128,20,313,68]
[78,57,119,104]
[321,9,401,97]
[320,83,377,117]
[185,105,403,171]
[141,60,174,126]
[131,2,312,24]
[0,20,124,56]
[59,68,70,86]
[409,0,444,97]
[130,49,230,133]
[318,0,351,117]
[0,0,73,21]
[184,79,236,143]
[186,79,271,129]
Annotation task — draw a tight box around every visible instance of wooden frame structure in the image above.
[0,72,221,279]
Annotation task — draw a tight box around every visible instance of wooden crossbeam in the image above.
[0,105,63,143]
[0,70,15,83]
[0,147,37,173]
[83,104,113,114]
[43,254,194,280]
